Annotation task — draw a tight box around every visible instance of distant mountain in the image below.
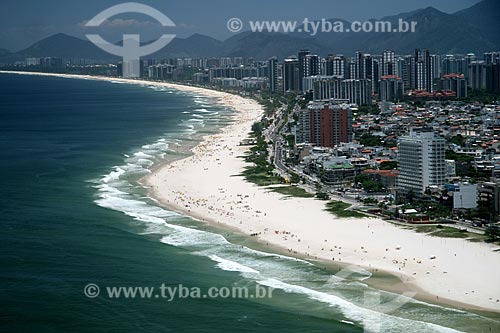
[0,48,11,57]
[1,0,498,63]
[16,33,117,61]
[151,34,223,58]
[291,6,497,54]
[0,48,20,64]
[454,0,500,46]
[379,9,424,23]
[221,32,325,59]
[346,6,496,54]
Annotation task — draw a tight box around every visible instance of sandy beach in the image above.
[144,95,500,313]
[4,70,500,313]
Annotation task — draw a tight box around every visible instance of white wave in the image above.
[239,245,313,266]
[209,255,259,274]
[136,158,154,167]
[88,91,468,332]
[123,162,149,173]
[133,151,154,159]
[257,279,462,333]
[95,183,128,196]
[102,167,125,183]
[96,189,177,224]
[160,223,230,247]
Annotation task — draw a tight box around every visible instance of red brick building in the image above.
[298,102,352,148]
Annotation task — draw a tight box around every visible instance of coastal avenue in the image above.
[265,99,360,207]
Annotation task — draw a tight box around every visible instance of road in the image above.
[263,101,363,207]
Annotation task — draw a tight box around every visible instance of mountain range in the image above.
[1,0,498,63]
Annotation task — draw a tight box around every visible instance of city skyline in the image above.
[2,1,500,331]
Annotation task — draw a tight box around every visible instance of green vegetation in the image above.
[241,121,284,186]
[278,96,297,133]
[362,197,378,205]
[325,201,368,218]
[485,225,500,242]
[444,149,489,181]
[445,149,474,162]
[412,225,487,242]
[241,167,284,186]
[261,95,283,117]
[357,104,380,115]
[289,172,300,184]
[315,192,330,200]
[414,225,469,238]
[379,161,398,170]
[411,197,451,219]
[269,186,314,198]
[460,89,500,105]
[285,134,295,147]
[358,134,382,147]
[449,134,466,147]
[467,199,497,223]
[354,174,384,193]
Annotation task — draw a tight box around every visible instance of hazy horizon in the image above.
[0,0,482,52]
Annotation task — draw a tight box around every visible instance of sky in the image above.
[0,0,482,51]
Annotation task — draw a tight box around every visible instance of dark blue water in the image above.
[1,73,498,333]
[0,74,361,332]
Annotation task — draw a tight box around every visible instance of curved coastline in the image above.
[3,70,500,317]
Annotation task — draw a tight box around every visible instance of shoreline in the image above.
[3,70,500,315]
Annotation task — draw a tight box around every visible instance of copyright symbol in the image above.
[227,18,243,33]
[84,283,100,298]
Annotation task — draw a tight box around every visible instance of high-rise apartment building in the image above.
[268,57,278,93]
[331,79,372,105]
[305,54,321,78]
[414,49,432,92]
[379,75,404,101]
[297,102,352,147]
[382,50,396,76]
[440,73,467,98]
[468,61,487,90]
[397,128,446,196]
[325,55,346,78]
[298,49,310,91]
[283,57,300,93]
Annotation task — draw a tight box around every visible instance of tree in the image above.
[406,190,415,204]
[315,192,330,200]
[485,225,500,242]
[359,134,382,146]
[355,174,384,193]
[379,161,398,170]
[358,104,380,115]
[290,172,300,184]
[449,134,465,147]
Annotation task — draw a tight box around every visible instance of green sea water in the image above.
[1,73,499,333]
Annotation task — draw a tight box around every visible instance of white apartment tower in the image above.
[397,129,446,196]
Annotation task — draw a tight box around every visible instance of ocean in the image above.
[1,73,499,332]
